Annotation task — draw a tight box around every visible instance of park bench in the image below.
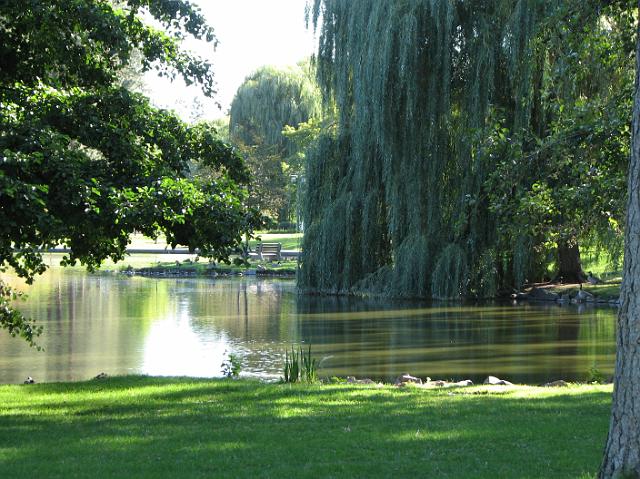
[256,242,282,261]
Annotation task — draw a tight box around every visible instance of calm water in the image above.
[0,268,617,384]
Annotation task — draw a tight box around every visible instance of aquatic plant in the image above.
[283,344,318,383]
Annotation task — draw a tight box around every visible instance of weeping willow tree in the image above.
[301,0,633,298]
[229,64,321,225]
[230,63,320,152]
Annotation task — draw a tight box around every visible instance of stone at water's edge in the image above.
[395,373,423,386]
[393,375,474,388]
[484,375,514,386]
[542,380,568,387]
[528,288,560,302]
[454,379,474,387]
[411,379,474,388]
[347,376,376,385]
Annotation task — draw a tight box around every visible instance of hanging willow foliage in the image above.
[228,63,321,223]
[229,63,321,154]
[301,0,626,299]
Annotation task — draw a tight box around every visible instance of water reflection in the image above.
[0,268,616,384]
[296,296,615,383]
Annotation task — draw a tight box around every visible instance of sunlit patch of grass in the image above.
[0,376,611,478]
[249,232,303,251]
[548,282,621,300]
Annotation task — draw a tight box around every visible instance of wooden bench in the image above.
[255,242,282,261]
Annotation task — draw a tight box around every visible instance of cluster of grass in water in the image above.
[283,344,318,383]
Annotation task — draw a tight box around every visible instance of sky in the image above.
[144,0,318,121]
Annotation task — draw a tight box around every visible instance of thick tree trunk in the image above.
[555,240,586,283]
[599,9,640,478]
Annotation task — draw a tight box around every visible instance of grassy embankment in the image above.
[120,258,299,277]
[544,282,621,301]
[122,232,303,252]
[0,376,611,478]
[93,232,302,276]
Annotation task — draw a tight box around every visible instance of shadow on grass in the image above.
[0,377,611,479]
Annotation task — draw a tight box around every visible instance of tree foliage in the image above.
[301,0,635,298]
[229,64,320,225]
[486,2,634,282]
[0,0,260,344]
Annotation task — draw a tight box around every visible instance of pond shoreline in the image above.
[3,372,613,388]
[109,262,297,279]
[114,267,621,309]
[116,262,621,305]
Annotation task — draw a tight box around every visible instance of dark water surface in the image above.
[0,268,616,384]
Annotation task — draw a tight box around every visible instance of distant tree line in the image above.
[228,63,321,230]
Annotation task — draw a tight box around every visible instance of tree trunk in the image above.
[555,240,586,283]
[599,8,640,478]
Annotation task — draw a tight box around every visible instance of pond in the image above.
[0,267,616,385]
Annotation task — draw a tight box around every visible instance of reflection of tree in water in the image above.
[296,296,616,384]
[0,270,171,382]
[576,307,616,380]
[0,273,616,384]
[185,279,300,374]
[187,279,294,340]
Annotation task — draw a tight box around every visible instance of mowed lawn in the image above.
[0,377,611,478]
[248,232,303,251]
[126,232,303,252]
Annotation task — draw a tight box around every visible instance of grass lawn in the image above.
[249,232,303,251]
[126,232,303,252]
[546,281,622,301]
[35,231,303,273]
[0,376,611,478]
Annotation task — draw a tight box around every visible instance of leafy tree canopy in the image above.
[229,63,320,225]
[0,0,260,345]
[301,0,635,298]
[485,1,634,283]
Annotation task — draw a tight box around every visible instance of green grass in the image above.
[0,376,611,478]
[126,232,304,252]
[549,282,622,301]
[580,251,622,282]
[249,232,303,251]
[113,232,302,271]
[37,231,303,272]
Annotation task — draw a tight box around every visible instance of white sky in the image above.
[144,0,318,121]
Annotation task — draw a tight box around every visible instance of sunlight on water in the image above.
[141,310,230,378]
[0,266,617,384]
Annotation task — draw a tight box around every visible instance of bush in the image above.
[221,352,242,378]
